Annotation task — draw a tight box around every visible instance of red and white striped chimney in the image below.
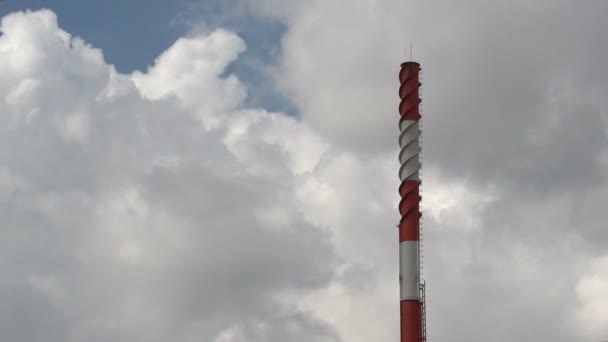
[398,61,424,342]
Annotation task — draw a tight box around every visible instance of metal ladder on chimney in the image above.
[420,280,427,342]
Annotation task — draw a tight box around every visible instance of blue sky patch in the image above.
[0,0,296,115]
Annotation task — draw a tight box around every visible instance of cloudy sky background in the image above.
[0,1,607,341]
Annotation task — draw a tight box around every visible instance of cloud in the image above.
[240,0,608,341]
[0,9,339,342]
[576,255,608,339]
[249,0,608,191]
[3,2,608,342]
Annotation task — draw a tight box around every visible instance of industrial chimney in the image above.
[398,61,426,342]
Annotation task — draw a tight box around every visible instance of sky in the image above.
[0,1,607,341]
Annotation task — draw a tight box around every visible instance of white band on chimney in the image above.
[400,241,420,301]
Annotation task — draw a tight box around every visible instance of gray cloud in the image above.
[241,0,608,341]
